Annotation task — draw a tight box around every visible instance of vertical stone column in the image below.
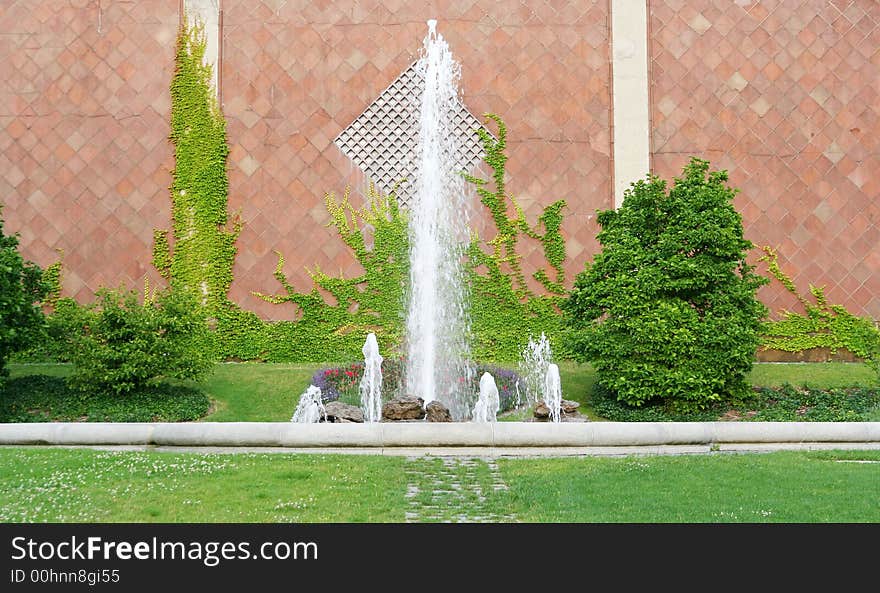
[610,0,650,208]
[183,0,221,99]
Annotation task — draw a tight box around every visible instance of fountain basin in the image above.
[2,422,879,449]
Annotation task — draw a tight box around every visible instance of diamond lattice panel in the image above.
[334,63,491,207]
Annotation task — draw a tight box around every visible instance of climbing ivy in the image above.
[214,185,409,362]
[758,246,880,371]
[464,114,570,360]
[187,111,568,362]
[154,15,240,318]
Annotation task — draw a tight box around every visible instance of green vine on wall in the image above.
[463,114,570,360]
[213,114,572,362]
[248,185,409,359]
[463,114,568,299]
[758,245,880,370]
[155,15,240,317]
[41,251,63,308]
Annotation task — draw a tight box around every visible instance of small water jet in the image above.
[471,372,500,423]
[519,333,553,409]
[291,385,326,424]
[543,363,563,423]
[359,332,383,423]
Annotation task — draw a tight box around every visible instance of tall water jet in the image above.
[471,372,500,423]
[519,333,553,408]
[404,20,473,420]
[291,385,326,423]
[359,332,383,423]
[544,363,562,423]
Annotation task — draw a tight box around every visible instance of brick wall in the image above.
[650,0,880,318]
[1,0,877,322]
[0,0,178,301]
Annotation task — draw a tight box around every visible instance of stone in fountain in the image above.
[291,385,326,423]
[359,332,383,423]
[471,372,500,423]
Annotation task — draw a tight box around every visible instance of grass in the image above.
[0,448,407,522]
[498,449,880,522]
[198,363,318,421]
[6,360,878,422]
[1,447,878,523]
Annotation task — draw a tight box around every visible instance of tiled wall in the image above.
[650,0,880,318]
[0,0,177,301]
[2,0,877,322]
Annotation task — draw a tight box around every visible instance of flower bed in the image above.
[309,358,524,412]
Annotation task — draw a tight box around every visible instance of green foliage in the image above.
[563,158,768,411]
[0,207,50,379]
[758,246,880,376]
[156,15,240,316]
[738,384,880,422]
[0,374,211,422]
[224,185,410,362]
[592,380,880,422]
[464,114,570,360]
[590,382,728,421]
[51,288,215,395]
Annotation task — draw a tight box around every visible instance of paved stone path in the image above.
[403,456,517,523]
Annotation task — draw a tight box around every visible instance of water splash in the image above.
[519,333,553,408]
[291,385,326,423]
[471,372,500,423]
[544,363,562,423]
[404,20,473,420]
[359,332,383,423]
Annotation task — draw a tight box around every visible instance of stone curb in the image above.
[0,422,878,448]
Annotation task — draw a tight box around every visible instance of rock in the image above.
[533,400,550,419]
[382,397,425,421]
[323,401,364,423]
[425,401,452,422]
[562,399,580,414]
[534,399,585,421]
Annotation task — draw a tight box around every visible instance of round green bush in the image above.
[563,158,768,412]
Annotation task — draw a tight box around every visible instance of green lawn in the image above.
[0,448,407,523]
[498,449,880,522]
[1,447,877,523]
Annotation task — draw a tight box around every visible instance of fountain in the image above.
[291,385,326,423]
[359,332,383,423]
[403,19,474,420]
[471,372,500,423]
[293,22,563,426]
[543,363,563,423]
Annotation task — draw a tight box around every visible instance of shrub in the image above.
[0,207,50,380]
[0,374,211,422]
[563,158,768,411]
[53,288,216,395]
